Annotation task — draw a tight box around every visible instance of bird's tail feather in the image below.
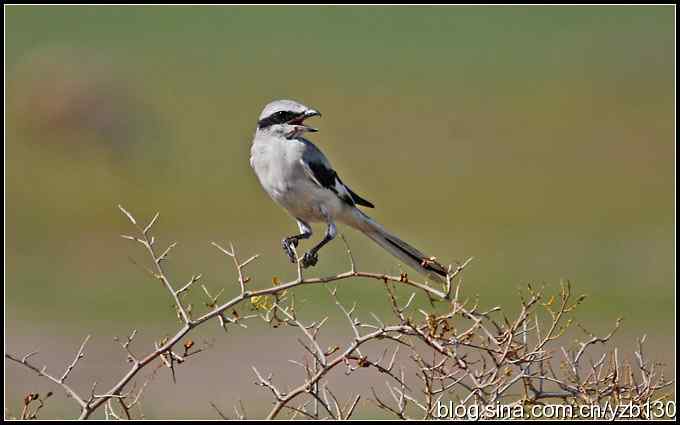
[347,210,448,282]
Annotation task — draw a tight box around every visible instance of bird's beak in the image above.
[285,109,322,138]
[305,109,321,119]
[284,109,322,138]
[301,109,322,132]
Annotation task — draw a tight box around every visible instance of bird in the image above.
[249,99,448,281]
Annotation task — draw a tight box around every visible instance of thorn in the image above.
[117,205,136,225]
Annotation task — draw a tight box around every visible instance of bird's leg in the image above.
[282,219,312,263]
[282,235,305,263]
[301,222,337,269]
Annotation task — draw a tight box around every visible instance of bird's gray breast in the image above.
[250,135,340,222]
[251,136,307,201]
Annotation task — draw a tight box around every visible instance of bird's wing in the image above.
[299,158,375,208]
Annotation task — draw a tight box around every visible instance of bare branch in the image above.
[7,206,671,420]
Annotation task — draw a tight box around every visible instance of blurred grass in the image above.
[5,5,674,418]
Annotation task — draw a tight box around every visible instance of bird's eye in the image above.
[273,111,289,122]
[277,111,296,123]
[258,111,296,129]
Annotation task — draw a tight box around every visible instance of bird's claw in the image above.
[282,238,298,263]
[301,251,318,268]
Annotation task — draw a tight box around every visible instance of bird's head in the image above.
[256,99,321,138]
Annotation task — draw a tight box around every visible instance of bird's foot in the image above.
[282,238,299,263]
[301,251,318,268]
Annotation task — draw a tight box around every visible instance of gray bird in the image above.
[250,99,448,281]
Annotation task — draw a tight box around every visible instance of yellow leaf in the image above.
[251,295,273,310]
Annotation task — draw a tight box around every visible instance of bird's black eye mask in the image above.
[258,111,303,129]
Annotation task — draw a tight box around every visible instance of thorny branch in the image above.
[5,206,674,420]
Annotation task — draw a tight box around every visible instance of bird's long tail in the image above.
[345,209,448,282]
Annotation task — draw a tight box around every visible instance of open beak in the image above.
[288,109,321,132]
[304,109,321,119]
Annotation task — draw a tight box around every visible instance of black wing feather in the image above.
[346,186,375,208]
[306,161,375,208]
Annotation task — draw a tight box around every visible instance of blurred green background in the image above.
[5,6,675,419]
